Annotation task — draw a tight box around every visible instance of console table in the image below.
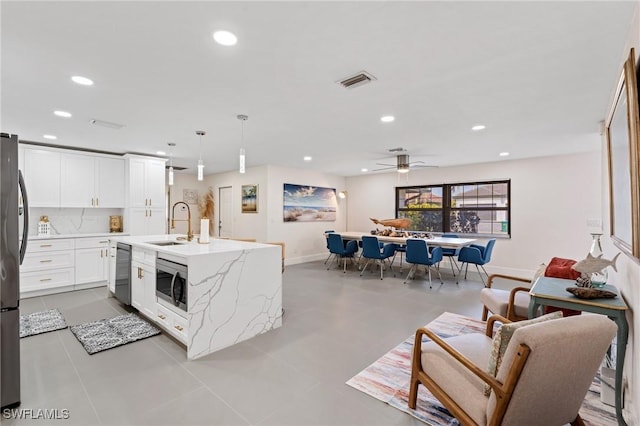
[528,276,629,426]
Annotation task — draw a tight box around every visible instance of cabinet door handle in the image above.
[145,210,148,217]
[99,240,109,244]
[96,197,99,206]
[158,314,166,320]
[174,325,184,332]
[39,259,52,263]
[145,198,148,206]
[91,198,94,206]
[40,244,52,248]
[149,198,152,206]
[39,278,52,282]
[149,210,152,217]
[140,268,144,278]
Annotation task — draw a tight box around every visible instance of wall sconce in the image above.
[338,190,347,199]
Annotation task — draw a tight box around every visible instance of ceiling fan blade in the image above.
[375,162,395,167]
[410,164,438,168]
[371,165,396,171]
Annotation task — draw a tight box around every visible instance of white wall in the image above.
[347,151,602,277]
[206,165,346,265]
[601,3,640,422]
[167,172,211,236]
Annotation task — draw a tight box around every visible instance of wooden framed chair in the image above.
[408,314,616,426]
[480,273,533,321]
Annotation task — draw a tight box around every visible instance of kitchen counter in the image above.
[28,232,128,240]
[110,234,282,360]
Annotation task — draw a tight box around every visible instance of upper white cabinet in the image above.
[126,155,166,235]
[128,156,165,208]
[61,153,125,208]
[23,148,61,207]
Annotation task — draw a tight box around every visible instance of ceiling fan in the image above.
[373,154,437,173]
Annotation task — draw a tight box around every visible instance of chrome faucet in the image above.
[171,201,193,241]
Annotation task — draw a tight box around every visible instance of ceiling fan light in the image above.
[168,166,174,186]
[197,159,204,181]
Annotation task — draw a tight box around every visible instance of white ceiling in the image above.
[1,1,636,177]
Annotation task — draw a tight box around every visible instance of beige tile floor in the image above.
[10,260,494,425]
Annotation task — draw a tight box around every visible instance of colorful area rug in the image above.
[346,311,616,426]
[70,313,160,355]
[20,309,67,338]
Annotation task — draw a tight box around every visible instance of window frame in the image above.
[395,179,511,237]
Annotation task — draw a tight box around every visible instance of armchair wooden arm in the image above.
[485,273,531,288]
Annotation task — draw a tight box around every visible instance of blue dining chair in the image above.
[323,230,335,264]
[326,233,358,273]
[440,233,461,276]
[456,238,496,285]
[359,236,396,280]
[403,239,443,288]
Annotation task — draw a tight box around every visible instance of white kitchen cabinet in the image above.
[155,303,187,344]
[96,157,125,207]
[23,148,61,207]
[129,207,166,235]
[127,156,166,208]
[126,155,166,235]
[61,153,125,208]
[20,238,75,296]
[74,237,110,286]
[131,249,156,318]
[108,241,117,293]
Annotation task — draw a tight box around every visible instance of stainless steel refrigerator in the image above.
[1,133,29,410]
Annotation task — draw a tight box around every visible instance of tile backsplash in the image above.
[29,208,124,236]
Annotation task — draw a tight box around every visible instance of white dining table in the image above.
[337,231,477,248]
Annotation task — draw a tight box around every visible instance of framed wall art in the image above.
[606,47,640,261]
[283,183,337,222]
[241,184,258,213]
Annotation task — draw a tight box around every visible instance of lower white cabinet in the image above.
[155,302,188,343]
[20,239,75,295]
[21,235,123,298]
[108,242,117,293]
[75,238,110,285]
[131,248,156,318]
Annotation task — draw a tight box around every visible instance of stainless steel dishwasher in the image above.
[114,243,131,305]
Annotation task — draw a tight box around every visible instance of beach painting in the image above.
[241,184,258,213]
[283,183,337,222]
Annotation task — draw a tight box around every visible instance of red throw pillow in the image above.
[543,257,582,317]
[544,257,582,280]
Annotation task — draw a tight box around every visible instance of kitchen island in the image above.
[109,235,282,360]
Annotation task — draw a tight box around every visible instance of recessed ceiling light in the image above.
[156,151,166,156]
[54,110,72,118]
[43,134,57,140]
[499,152,510,157]
[380,115,395,123]
[71,76,94,86]
[361,168,368,172]
[471,124,486,131]
[213,30,237,46]
[303,156,312,162]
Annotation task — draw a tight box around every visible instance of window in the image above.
[396,180,510,237]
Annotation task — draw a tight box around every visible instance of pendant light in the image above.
[196,130,205,181]
[237,114,248,174]
[167,142,175,186]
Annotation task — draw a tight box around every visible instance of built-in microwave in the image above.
[156,258,187,312]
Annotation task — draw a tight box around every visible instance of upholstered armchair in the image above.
[480,273,533,321]
[409,314,616,426]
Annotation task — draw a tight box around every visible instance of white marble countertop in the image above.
[28,232,129,240]
[109,234,275,258]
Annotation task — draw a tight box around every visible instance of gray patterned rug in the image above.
[70,313,161,355]
[20,309,68,338]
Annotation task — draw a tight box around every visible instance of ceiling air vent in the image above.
[90,119,125,130]
[337,71,377,89]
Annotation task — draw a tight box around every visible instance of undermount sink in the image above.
[148,241,186,246]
